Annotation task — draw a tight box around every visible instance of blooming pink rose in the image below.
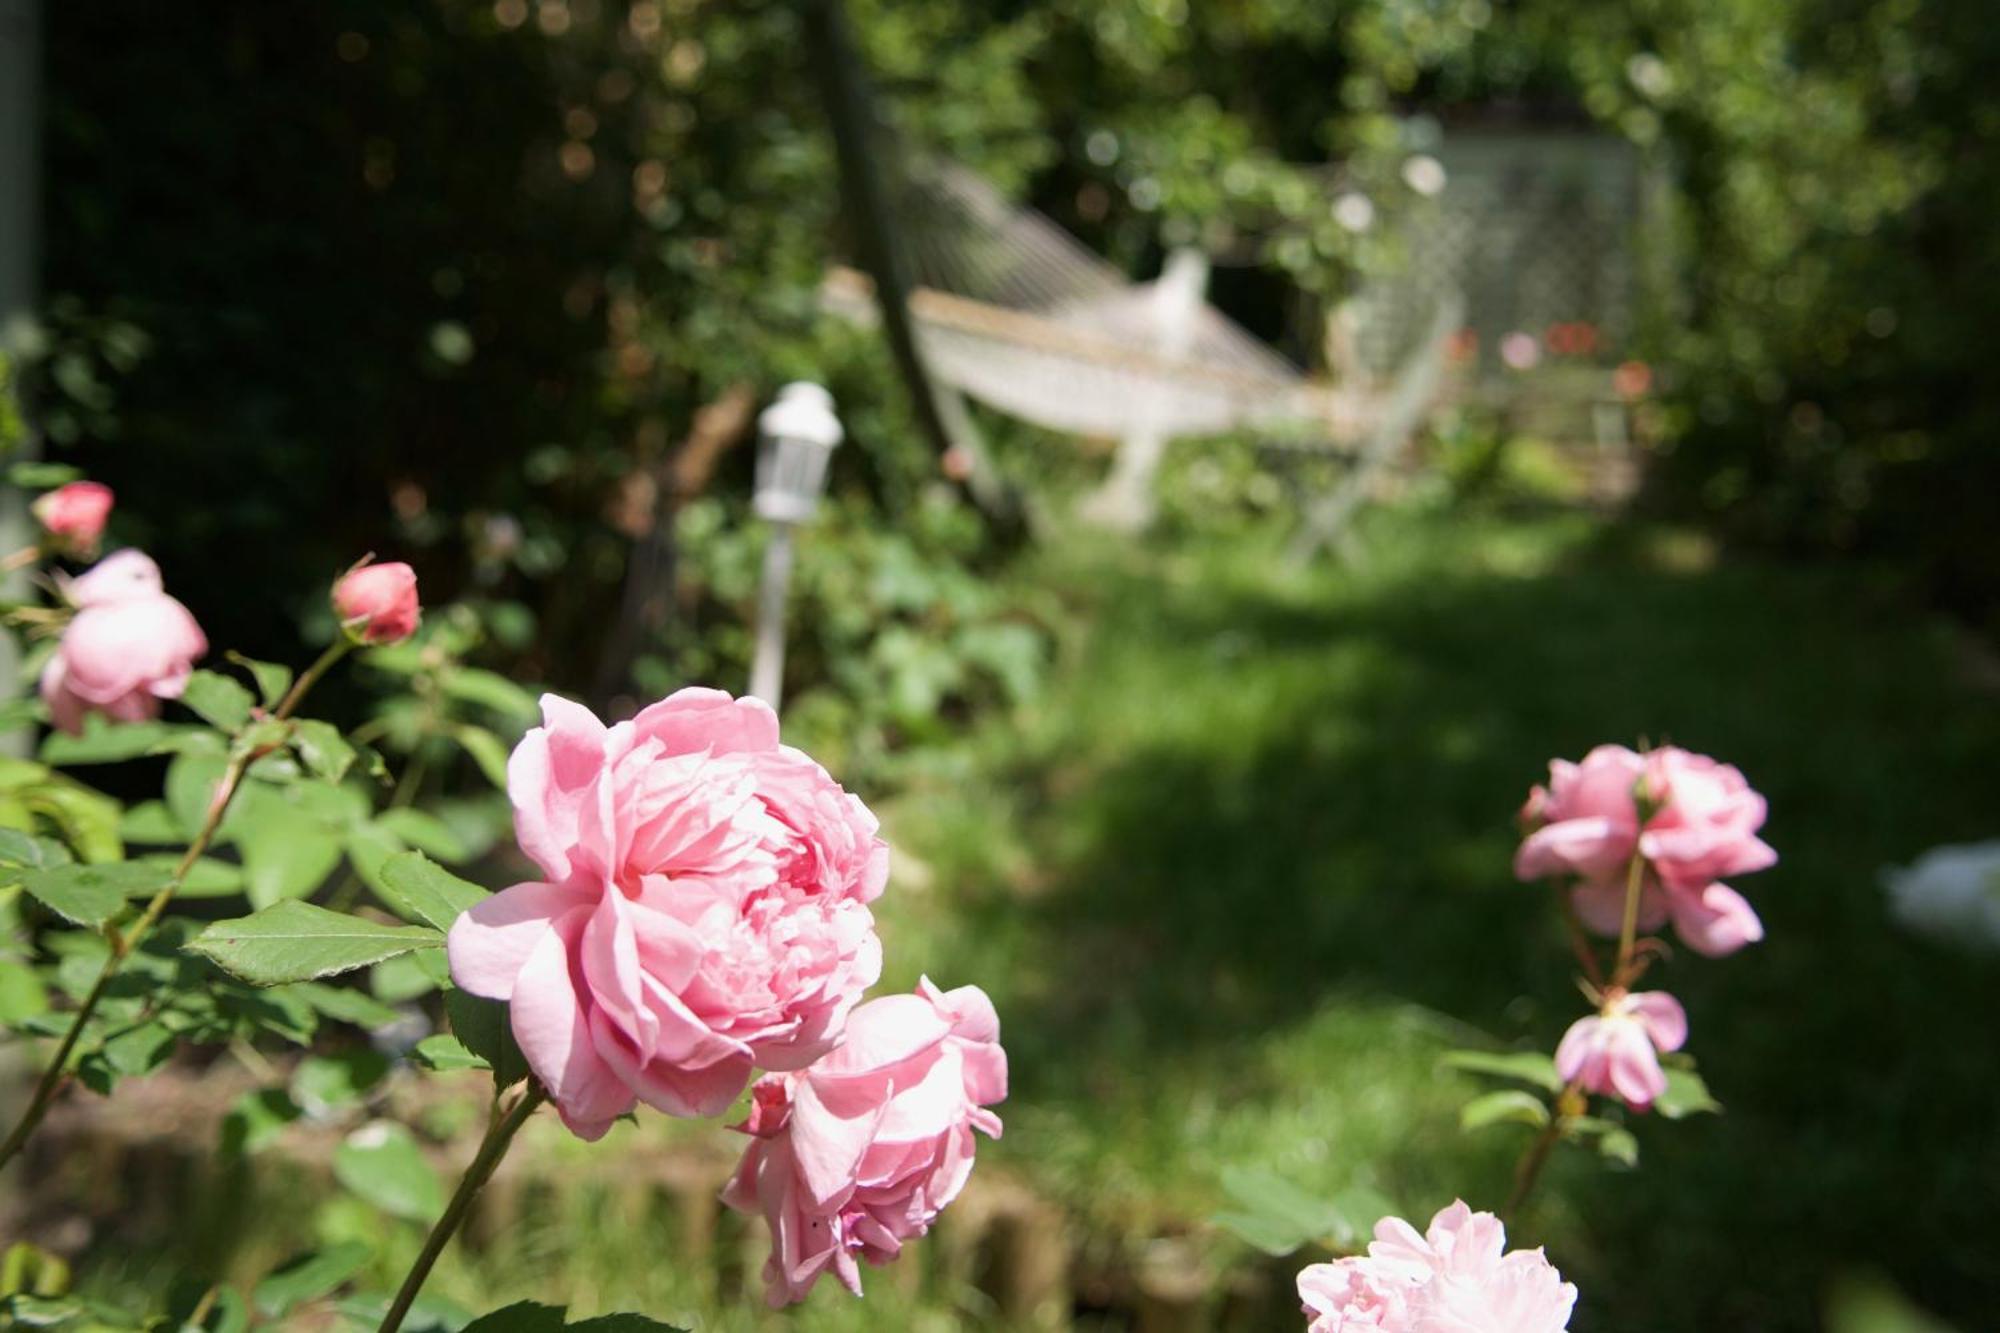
[1299,1201,1575,1333]
[31,481,114,558]
[1554,990,1686,1111]
[332,559,421,644]
[721,979,1006,1307]
[40,552,206,735]
[1512,745,1645,883]
[1519,744,1773,957]
[446,689,889,1138]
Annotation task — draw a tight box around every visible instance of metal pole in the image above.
[748,524,795,710]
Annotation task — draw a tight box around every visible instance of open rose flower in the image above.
[1554,989,1686,1111]
[40,551,207,734]
[1298,1201,1576,1332]
[722,979,1006,1307]
[446,688,888,1138]
[332,558,421,644]
[1517,744,1773,957]
[31,481,114,558]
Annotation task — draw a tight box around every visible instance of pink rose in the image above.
[40,552,206,735]
[446,689,889,1138]
[1518,744,1774,957]
[1298,1201,1576,1333]
[31,481,114,558]
[332,559,421,644]
[721,979,1007,1307]
[1512,745,1645,883]
[1554,990,1686,1112]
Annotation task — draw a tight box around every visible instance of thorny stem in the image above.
[378,1083,546,1333]
[0,640,352,1174]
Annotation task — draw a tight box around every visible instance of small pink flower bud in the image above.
[332,560,421,644]
[32,482,114,559]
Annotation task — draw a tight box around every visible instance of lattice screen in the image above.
[1350,130,1644,379]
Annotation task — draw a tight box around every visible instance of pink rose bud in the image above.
[1554,989,1687,1112]
[31,482,114,559]
[446,689,891,1140]
[721,978,1007,1307]
[332,559,421,644]
[40,551,206,735]
[1298,1200,1576,1332]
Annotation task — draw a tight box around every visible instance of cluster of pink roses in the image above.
[36,519,424,734]
[1516,743,1775,1111]
[1297,1201,1576,1333]
[446,687,1006,1307]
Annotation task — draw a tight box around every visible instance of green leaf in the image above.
[376,851,489,932]
[235,798,344,908]
[1655,1065,1723,1119]
[166,749,231,839]
[439,668,540,723]
[39,716,184,765]
[0,698,44,737]
[117,800,182,845]
[1460,1088,1552,1132]
[375,809,474,864]
[187,901,443,986]
[220,1087,301,1157]
[1211,1165,1343,1256]
[291,720,357,784]
[452,725,512,790]
[1440,1048,1564,1093]
[1323,1185,1399,1250]
[9,461,81,487]
[226,652,295,710]
[179,670,257,731]
[20,861,169,928]
[140,853,245,899]
[0,961,49,1024]
[445,988,526,1088]
[334,1121,444,1221]
[287,981,403,1030]
[343,819,408,897]
[22,779,124,863]
[99,1019,176,1076]
[251,1242,372,1319]
[370,950,448,1003]
[1597,1127,1639,1167]
[292,1049,392,1112]
[0,829,73,881]
[412,1034,487,1072]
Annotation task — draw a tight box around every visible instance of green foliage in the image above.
[1211,1166,1397,1256]
[334,1122,445,1223]
[188,902,443,985]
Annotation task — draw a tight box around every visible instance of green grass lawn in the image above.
[864,504,1999,1331]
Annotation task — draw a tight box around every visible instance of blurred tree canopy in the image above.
[23,0,2000,703]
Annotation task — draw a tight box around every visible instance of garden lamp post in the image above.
[748,382,843,710]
